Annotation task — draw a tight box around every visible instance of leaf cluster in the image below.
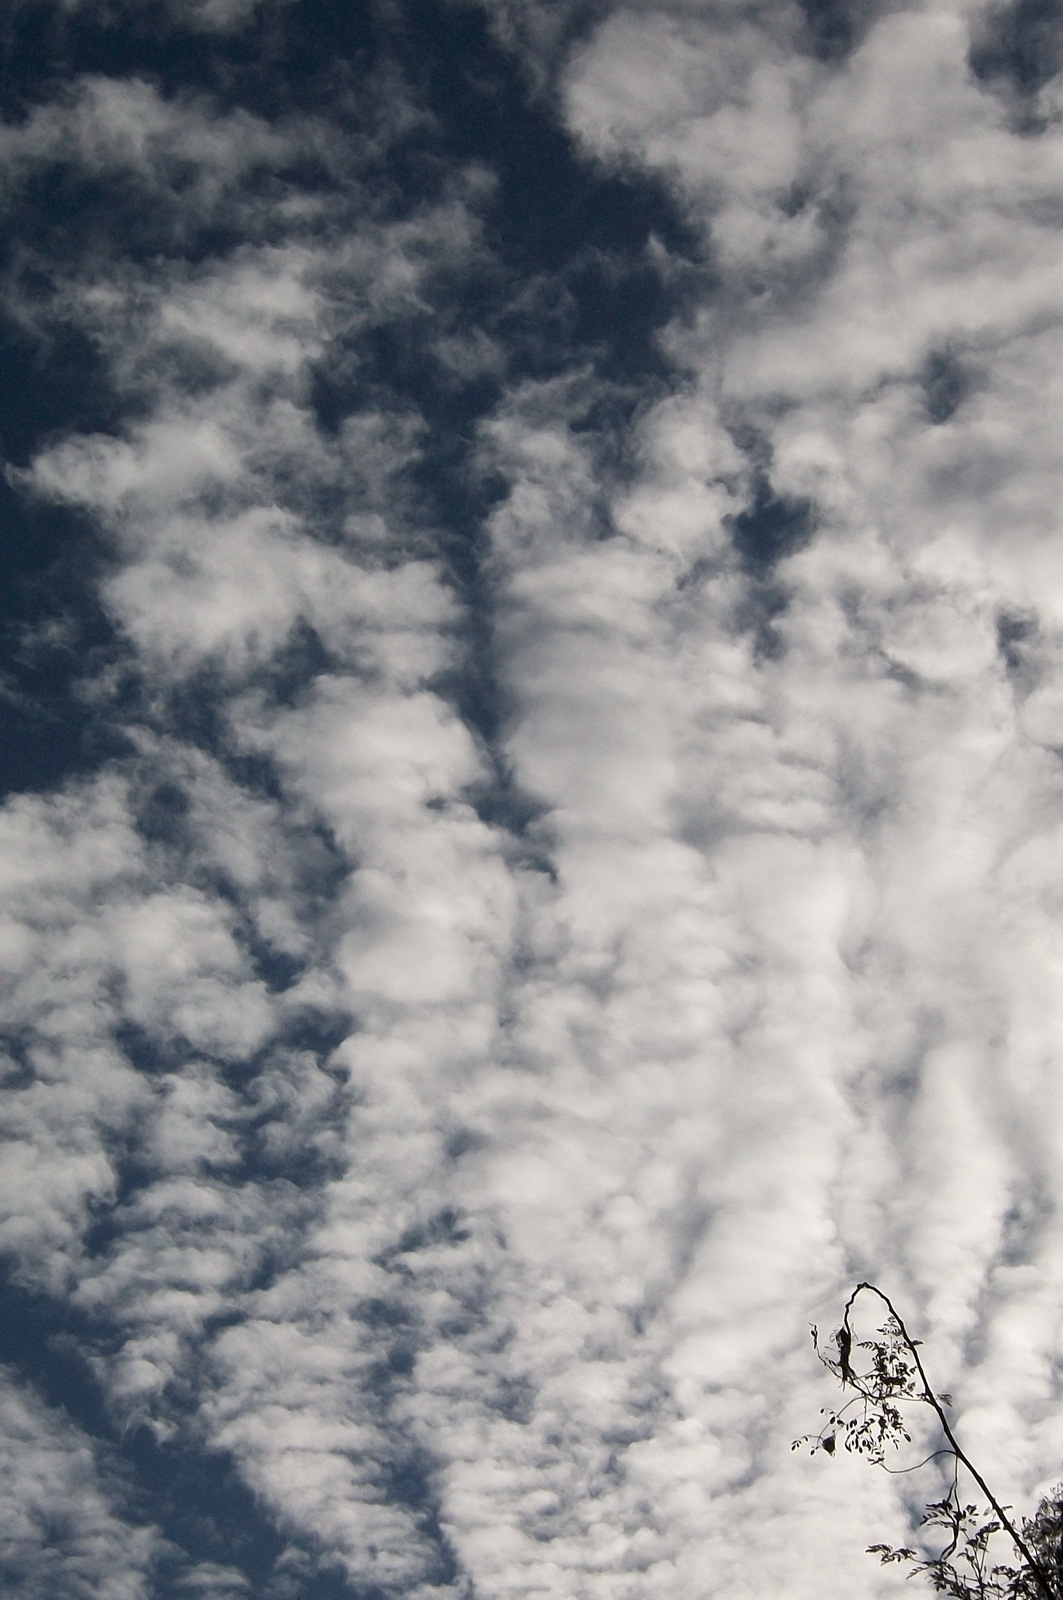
[870,1499,1023,1598]
[795,1283,1063,1600]
[793,1312,920,1466]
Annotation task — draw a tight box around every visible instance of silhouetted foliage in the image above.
[795,1282,1063,1599]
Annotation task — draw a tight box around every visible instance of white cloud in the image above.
[483,0,1063,1587]
[0,1369,159,1599]
[8,5,1063,1598]
[54,0,281,26]
[0,57,515,1591]
[175,1563,250,1596]
[0,77,304,266]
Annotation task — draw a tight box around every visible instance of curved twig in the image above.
[881,1448,954,1475]
[844,1283,1056,1600]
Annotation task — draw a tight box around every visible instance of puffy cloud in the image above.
[0,41,513,1594]
[52,0,281,27]
[503,0,1063,1580]
[8,2,1063,1598]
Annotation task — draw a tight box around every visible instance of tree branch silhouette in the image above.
[795,1282,1062,1600]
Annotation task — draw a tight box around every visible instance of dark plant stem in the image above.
[845,1282,1057,1600]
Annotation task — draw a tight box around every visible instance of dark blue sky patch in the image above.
[122,1423,292,1600]
[243,937,306,997]
[0,614,128,799]
[128,766,352,1003]
[0,1268,116,1439]
[0,1027,36,1090]
[273,1005,356,1063]
[797,0,878,60]
[728,475,818,575]
[240,1095,350,1189]
[392,1207,473,1255]
[254,619,336,708]
[0,1267,337,1599]
[0,0,289,122]
[0,312,128,799]
[273,1563,381,1600]
[141,678,283,799]
[0,317,126,465]
[90,906,353,1186]
[969,0,1063,101]
[380,1452,461,1591]
[134,777,194,849]
[14,162,233,273]
[0,487,130,800]
[733,576,794,662]
[463,764,555,870]
[921,345,973,423]
[723,453,819,658]
[302,0,702,429]
[111,1016,202,1079]
[491,1372,535,1424]
[996,607,1038,687]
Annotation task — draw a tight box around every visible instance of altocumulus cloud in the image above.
[1,0,1063,1595]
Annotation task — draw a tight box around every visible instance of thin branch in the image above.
[845,1283,1057,1600]
[882,1448,955,1475]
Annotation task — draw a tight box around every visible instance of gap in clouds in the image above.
[969,0,1063,109]
[0,486,128,799]
[0,307,130,800]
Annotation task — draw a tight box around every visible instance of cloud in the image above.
[0,778,152,1286]
[0,1367,159,1599]
[51,0,281,27]
[6,2,1063,1598]
[0,45,515,1594]
[525,0,1063,1560]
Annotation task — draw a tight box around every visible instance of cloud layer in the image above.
[3,0,1063,1596]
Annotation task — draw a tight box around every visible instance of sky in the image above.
[2,0,1063,1596]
